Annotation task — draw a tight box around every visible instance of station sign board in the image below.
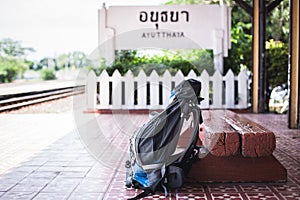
[98,4,231,72]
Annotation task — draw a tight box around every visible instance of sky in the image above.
[0,0,168,61]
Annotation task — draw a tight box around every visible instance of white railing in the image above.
[86,69,250,110]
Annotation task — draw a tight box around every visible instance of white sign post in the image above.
[98,4,231,73]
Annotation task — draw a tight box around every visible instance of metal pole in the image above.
[252,0,259,113]
[258,0,266,112]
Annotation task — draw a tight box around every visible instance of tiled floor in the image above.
[0,111,299,200]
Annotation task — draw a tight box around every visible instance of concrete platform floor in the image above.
[0,111,299,200]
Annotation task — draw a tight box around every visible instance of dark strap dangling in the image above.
[127,189,153,200]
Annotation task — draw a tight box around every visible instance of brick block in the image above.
[200,129,240,157]
[241,131,276,157]
[200,110,240,157]
[224,112,276,157]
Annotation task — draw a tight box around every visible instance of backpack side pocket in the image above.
[166,166,184,189]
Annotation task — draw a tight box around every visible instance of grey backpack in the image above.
[125,79,204,199]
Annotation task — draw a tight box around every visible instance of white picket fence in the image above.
[86,69,250,110]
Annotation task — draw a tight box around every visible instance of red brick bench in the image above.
[199,110,276,157]
[186,110,287,183]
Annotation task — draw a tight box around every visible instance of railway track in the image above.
[0,85,84,112]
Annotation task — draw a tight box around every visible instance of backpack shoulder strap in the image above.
[127,189,153,200]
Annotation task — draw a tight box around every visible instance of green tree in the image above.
[37,57,57,70]
[99,49,213,76]
[0,57,29,83]
[0,57,18,83]
[71,51,88,68]
[224,22,252,74]
[0,38,34,82]
[266,1,289,42]
[0,38,34,57]
[265,39,288,89]
[40,68,56,80]
[57,51,89,69]
[57,53,70,69]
